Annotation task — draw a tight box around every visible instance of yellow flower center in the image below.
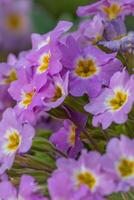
[37,53,50,74]
[92,35,103,45]
[75,59,98,78]
[117,158,134,179]
[107,90,128,111]
[4,69,17,85]
[51,86,63,102]
[4,129,21,153]
[76,170,97,191]
[6,13,24,31]
[20,91,35,108]
[103,3,122,20]
[68,124,76,146]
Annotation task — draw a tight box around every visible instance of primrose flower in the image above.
[27,21,73,90]
[8,66,47,123]
[0,61,18,118]
[72,15,104,46]
[31,20,73,50]
[102,135,134,192]
[85,70,134,129]
[50,119,83,158]
[0,108,35,174]
[77,0,134,20]
[48,150,114,200]
[103,17,126,41]
[0,175,47,199]
[60,36,122,97]
[43,73,69,111]
[0,0,32,52]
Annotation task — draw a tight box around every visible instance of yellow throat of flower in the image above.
[6,13,24,31]
[75,58,98,78]
[107,90,128,111]
[103,3,122,20]
[68,124,77,147]
[117,158,134,179]
[20,91,35,109]
[4,69,17,85]
[76,170,97,191]
[37,53,50,74]
[4,129,21,154]
[51,85,63,102]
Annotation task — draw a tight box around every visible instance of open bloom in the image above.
[42,73,69,111]
[77,0,134,20]
[85,70,134,129]
[0,61,17,118]
[60,36,122,97]
[71,15,104,46]
[102,135,134,192]
[0,175,47,199]
[50,119,83,158]
[0,108,35,174]
[48,150,114,200]
[8,66,47,123]
[27,21,72,90]
[0,0,32,52]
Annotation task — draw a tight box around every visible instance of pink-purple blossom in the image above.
[0,108,35,174]
[85,70,134,129]
[60,36,122,97]
[0,175,47,199]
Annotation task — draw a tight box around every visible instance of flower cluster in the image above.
[48,135,134,200]
[0,0,133,199]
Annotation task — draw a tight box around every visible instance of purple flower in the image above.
[50,119,83,158]
[0,0,32,52]
[0,175,47,199]
[80,15,104,44]
[85,70,134,129]
[77,0,133,20]
[9,65,69,123]
[102,135,134,192]
[71,15,104,46]
[0,60,18,118]
[31,20,73,50]
[60,36,122,97]
[27,21,72,90]
[99,32,134,53]
[0,108,35,174]
[8,66,45,123]
[103,17,126,41]
[42,72,69,111]
[48,150,115,200]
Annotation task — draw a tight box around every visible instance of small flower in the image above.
[73,15,104,45]
[50,119,83,158]
[48,150,115,200]
[85,70,134,129]
[0,108,35,174]
[0,0,32,51]
[0,175,47,199]
[43,73,69,111]
[77,0,133,20]
[27,21,73,90]
[102,135,134,192]
[60,36,122,97]
[8,67,46,123]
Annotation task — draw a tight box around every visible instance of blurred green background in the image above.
[32,0,95,34]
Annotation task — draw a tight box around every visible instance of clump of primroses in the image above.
[0,0,134,199]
